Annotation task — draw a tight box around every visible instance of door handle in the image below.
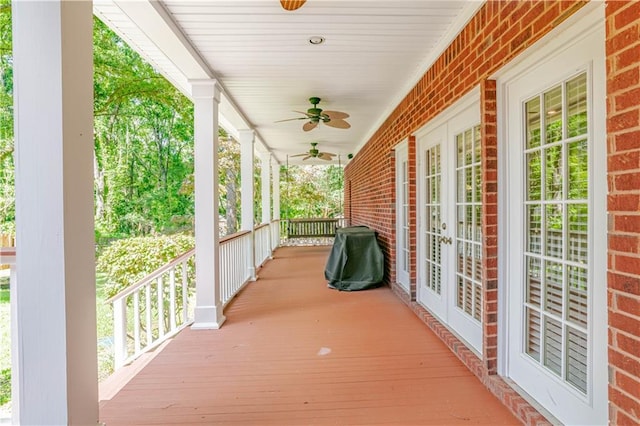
[438,236,452,245]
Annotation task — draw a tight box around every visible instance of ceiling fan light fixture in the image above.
[308,36,325,45]
[280,0,306,11]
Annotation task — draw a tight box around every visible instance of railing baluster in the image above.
[182,260,188,324]
[169,269,176,331]
[157,276,165,337]
[133,291,141,354]
[113,297,127,369]
[145,283,152,345]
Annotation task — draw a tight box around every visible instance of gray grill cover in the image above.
[324,226,384,291]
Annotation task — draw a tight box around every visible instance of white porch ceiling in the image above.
[94,0,481,165]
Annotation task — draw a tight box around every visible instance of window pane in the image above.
[544,317,563,376]
[526,97,541,149]
[527,204,542,254]
[545,86,563,144]
[526,308,541,361]
[526,151,542,201]
[568,204,588,264]
[526,256,542,306]
[465,129,473,164]
[567,73,588,137]
[568,266,588,327]
[474,165,482,202]
[474,205,482,242]
[545,204,563,258]
[566,328,588,393]
[568,139,588,200]
[544,261,563,316]
[545,144,563,200]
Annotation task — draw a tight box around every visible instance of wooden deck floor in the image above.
[99,246,519,425]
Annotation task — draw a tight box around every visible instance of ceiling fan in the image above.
[280,0,306,11]
[291,142,336,161]
[276,97,351,132]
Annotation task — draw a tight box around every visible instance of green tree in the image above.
[0,0,14,236]
[93,18,195,239]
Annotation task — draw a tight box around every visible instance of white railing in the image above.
[219,231,252,306]
[254,223,272,267]
[108,248,196,369]
[109,228,266,370]
[270,219,280,249]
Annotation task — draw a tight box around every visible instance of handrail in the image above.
[220,230,251,244]
[106,248,195,303]
[0,247,16,265]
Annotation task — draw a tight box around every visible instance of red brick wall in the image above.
[407,135,417,300]
[344,0,587,285]
[605,2,640,425]
[343,1,595,424]
[480,79,498,375]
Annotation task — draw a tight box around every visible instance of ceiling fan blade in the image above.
[274,117,307,123]
[320,151,336,157]
[324,119,351,129]
[302,155,311,161]
[319,153,334,160]
[290,153,308,157]
[323,110,350,120]
[280,0,306,11]
[303,121,318,132]
[293,110,313,117]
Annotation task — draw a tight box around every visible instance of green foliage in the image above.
[93,18,196,239]
[0,368,9,406]
[96,233,194,299]
[0,1,14,236]
[282,164,344,219]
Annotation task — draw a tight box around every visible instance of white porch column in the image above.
[191,80,225,329]
[272,161,280,221]
[261,152,272,225]
[12,2,98,424]
[239,129,256,280]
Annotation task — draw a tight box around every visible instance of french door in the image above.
[417,97,482,353]
[395,141,410,292]
[501,10,607,425]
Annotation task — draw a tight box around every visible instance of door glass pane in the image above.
[568,140,588,199]
[526,308,541,361]
[455,124,482,322]
[401,160,410,274]
[566,328,588,393]
[567,74,588,137]
[526,97,541,149]
[544,317,563,375]
[545,144,563,200]
[522,71,590,395]
[425,146,442,295]
[545,86,563,144]
[526,151,541,201]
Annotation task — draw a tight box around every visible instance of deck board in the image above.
[100,246,518,425]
